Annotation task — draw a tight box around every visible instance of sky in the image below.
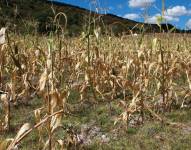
[52,0,191,29]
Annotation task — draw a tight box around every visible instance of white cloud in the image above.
[123,13,140,20]
[186,19,191,29]
[117,4,123,9]
[146,16,157,24]
[108,6,114,10]
[146,13,179,24]
[163,15,179,22]
[165,6,191,17]
[129,0,155,8]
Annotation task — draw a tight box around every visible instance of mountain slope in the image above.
[0,0,189,35]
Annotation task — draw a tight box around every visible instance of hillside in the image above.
[0,0,190,35]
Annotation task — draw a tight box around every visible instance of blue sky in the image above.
[52,0,191,29]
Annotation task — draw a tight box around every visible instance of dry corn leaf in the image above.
[8,123,30,150]
[152,38,158,50]
[39,69,47,91]
[15,123,31,141]
[51,114,62,132]
[186,70,191,90]
[0,27,6,45]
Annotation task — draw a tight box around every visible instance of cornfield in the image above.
[0,25,191,149]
